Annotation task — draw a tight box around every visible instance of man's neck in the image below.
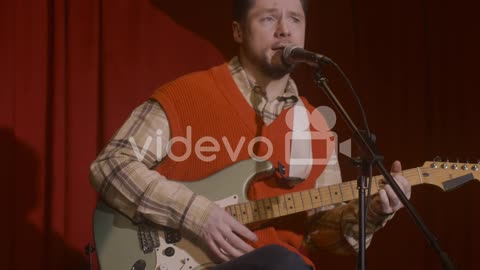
[238,54,290,101]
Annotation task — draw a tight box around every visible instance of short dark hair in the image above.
[233,0,309,23]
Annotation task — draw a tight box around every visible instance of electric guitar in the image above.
[93,159,479,270]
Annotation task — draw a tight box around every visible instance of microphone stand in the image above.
[313,67,457,270]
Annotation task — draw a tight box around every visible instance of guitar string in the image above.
[227,166,477,224]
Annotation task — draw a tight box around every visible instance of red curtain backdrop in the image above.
[1,0,479,269]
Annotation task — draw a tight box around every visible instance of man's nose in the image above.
[275,18,291,37]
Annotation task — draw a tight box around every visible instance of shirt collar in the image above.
[227,56,300,103]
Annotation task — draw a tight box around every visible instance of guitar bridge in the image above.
[137,224,160,254]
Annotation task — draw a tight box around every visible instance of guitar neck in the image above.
[225,167,425,225]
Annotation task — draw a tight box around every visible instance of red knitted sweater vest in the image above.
[151,63,333,267]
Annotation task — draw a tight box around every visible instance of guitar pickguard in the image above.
[154,194,239,270]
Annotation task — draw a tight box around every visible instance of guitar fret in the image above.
[257,199,266,220]
[292,192,304,212]
[278,195,288,216]
[229,206,240,222]
[308,189,319,208]
[234,204,244,224]
[291,193,298,212]
[315,188,324,207]
[340,183,352,201]
[280,194,287,214]
[349,181,356,199]
[301,192,306,209]
[247,202,254,223]
[320,187,331,205]
[317,189,325,207]
[354,182,360,199]
[317,188,325,207]
[250,201,260,222]
[338,184,344,201]
[348,183,355,200]
[301,190,313,211]
[264,198,273,219]
[327,186,335,203]
[329,185,343,203]
[338,184,344,200]
[270,197,280,218]
[284,193,295,213]
[239,203,250,224]
[306,190,314,208]
[241,202,251,223]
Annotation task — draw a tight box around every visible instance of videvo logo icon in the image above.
[284,105,351,167]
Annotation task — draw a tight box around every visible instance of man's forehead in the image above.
[249,0,305,15]
[250,0,303,10]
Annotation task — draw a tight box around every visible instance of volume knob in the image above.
[164,247,175,257]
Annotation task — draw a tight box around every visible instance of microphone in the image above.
[282,45,332,68]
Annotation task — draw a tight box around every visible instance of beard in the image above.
[258,57,296,79]
[245,48,296,79]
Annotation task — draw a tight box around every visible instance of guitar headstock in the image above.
[420,160,480,191]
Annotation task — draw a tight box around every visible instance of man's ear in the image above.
[232,21,243,44]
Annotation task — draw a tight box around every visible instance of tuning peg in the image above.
[472,159,479,171]
[449,158,461,170]
[431,156,442,168]
[439,157,448,169]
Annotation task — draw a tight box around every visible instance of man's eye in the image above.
[291,17,301,23]
[261,16,275,22]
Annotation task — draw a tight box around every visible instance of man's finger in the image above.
[208,238,230,262]
[384,185,402,209]
[230,218,258,242]
[214,233,243,259]
[396,176,412,199]
[377,189,392,213]
[225,231,254,254]
[391,160,402,174]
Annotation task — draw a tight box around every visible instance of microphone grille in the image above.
[282,45,300,65]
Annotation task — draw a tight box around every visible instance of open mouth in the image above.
[272,43,293,51]
[272,46,286,51]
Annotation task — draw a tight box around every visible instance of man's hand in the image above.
[371,160,412,215]
[199,204,258,262]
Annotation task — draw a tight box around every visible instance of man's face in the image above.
[234,0,306,79]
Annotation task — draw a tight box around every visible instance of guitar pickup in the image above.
[164,228,182,244]
[138,224,160,254]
